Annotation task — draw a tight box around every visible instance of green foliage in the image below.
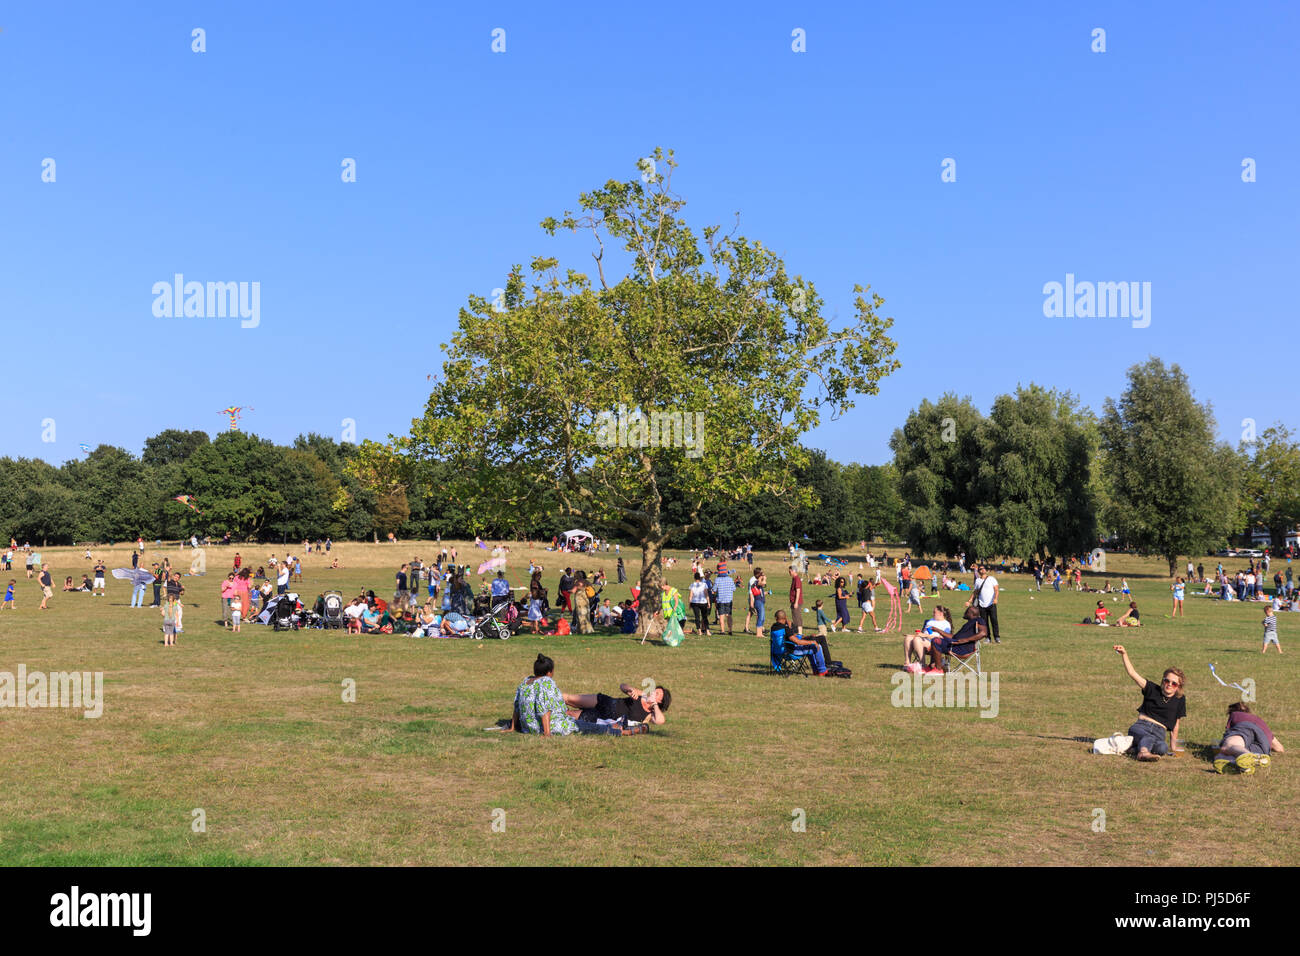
[1240,425,1300,549]
[1100,358,1240,575]
[892,387,1099,559]
[375,149,900,629]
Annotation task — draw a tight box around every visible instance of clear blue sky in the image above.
[2,1,1296,466]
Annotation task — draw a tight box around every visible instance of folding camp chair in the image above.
[772,643,814,677]
[943,637,981,676]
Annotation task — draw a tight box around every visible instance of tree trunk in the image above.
[1167,556,1177,578]
[637,535,665,641]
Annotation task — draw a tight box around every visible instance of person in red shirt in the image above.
[789,565,804,636]
[1094,600,1109,625]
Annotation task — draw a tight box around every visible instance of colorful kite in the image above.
[220,406,252,431]
[78,443,92,454]
[477,557,507,575]
[173,495,202,515]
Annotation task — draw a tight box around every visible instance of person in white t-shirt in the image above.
[969,564,1001,644]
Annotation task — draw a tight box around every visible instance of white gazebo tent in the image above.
[560,529,593,550]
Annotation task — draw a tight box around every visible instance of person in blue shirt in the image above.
[769,610,828,675]
[713,564,737,634]
[489,570,511,602]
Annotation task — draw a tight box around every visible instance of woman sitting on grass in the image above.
[508,655,640,736]
[1116,601,1141,626]
[1113,645,1185,761]
[1213,702,1284,774]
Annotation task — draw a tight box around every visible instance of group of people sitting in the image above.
[505,655,670,736]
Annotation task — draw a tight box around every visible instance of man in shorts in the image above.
[38,564,53,610]
[714,563,736,635]
[789,564,804,636]
[92,558,107,598]
[563,682,670,726]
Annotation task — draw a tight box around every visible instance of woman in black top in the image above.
[1114,645,1186,761]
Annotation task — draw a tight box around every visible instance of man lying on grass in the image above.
[563,683,670,726]
[1114,644,1185,761]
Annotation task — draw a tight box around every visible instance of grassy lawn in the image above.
[0,541,1293,865]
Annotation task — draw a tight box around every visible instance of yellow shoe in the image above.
[1235,753,1258,775]
[1213,757,1234,774]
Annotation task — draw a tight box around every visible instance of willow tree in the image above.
[378,149,899,636]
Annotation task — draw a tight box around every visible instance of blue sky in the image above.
[2,1,1296,466]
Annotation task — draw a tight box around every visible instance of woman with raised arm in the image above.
[1113,645,1186,761]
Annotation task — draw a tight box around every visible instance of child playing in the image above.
[856,578,881,633]
[1171,577,1185,617]
[814,599,830,637]
[3,580,14,610]
[906,580,922,613]
[230,593,243,633]
[1262,605,1282,654]
[162,596,180,646]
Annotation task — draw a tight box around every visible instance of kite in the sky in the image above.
[220,406,252,431]
[78,443,92,454]
[173,495,202,515]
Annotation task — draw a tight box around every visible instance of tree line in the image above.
[0,427,903,549]
[892,358,1293,575]
[1,360,1291,565]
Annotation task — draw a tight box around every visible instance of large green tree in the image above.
[1100,358,1240,575]
[892,387,1099,560]
[1240,424,1300,549]
[375,149,899,636]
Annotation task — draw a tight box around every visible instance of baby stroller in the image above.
[322,590,345,630]
[272,596,300,631]
[465,600,512,640]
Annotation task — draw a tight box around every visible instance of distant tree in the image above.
[141,429,210,467]
[890,394,985,556]
[1100,358,1240,576]
[970,386,1099,560]
[791,450,855,549]
[1241,425,1300,550]
[179,433,287,539]
[844,463,904,542]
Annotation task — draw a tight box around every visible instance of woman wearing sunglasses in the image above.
[1114,645,1186,761]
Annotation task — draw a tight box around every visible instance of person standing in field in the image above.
[38,563,53,610]
[1171,577,1185,617]
[971,564,1001,644]
[1262,605,1283,654]
[162,595,180,646]
[92,558,106,598]
[789,564,805,637]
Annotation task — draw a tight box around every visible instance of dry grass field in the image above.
[0,540,1293,865]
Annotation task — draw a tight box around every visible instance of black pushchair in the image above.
[272,596,299,631]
